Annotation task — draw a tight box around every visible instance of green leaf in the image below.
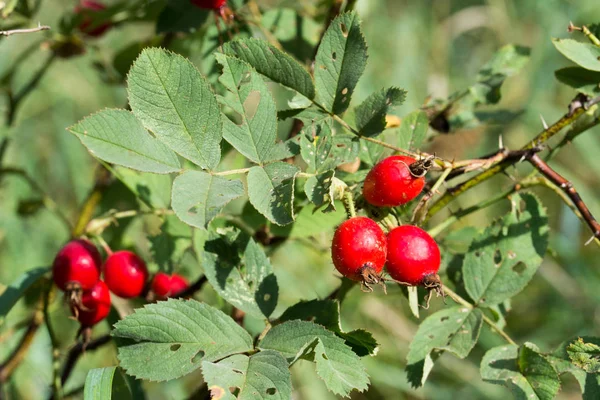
[396,110,429,150]
[549,336,600,400]
[354,88,406,137]
[304,171,336,209]
[171,170,244,229]
[299,121,359,173]
[128,48,222,169]
[567,337,600,373]
[406,306,483,387]
[481,344,560,400]
[203,231,278,318]
[259,320,369,397]
[314,11,368,115]
[247,162,298,225]
[462,193,549,306]
[84,367,132,400]
[216,54,279,164]
[555,67,600,96]
[202,351,293,400]
[112,299,253,381]
[553,38,600,72]
[477,44,531,80]
[223,38,315,99]
[112,167,172,209]
[68,109,181,174]
[148,216,192,273]
[359,135,385,166]
[274,200,346,238]
[0,267,49,326]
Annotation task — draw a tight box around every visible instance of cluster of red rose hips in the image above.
[332,155,442,302]
[52,239,189,336]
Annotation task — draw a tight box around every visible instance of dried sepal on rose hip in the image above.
[362,155,435,207]
[103,251,149,299]
[385,225,443,307]
[73,280,111,346]
[331,217,388,292]
[52,239,102,307]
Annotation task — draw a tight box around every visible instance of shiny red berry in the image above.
[52,239,102,291]
[331,217,387,288]
[103,251,148,298]
[152,273,190,299]
[76,280,111,327]
[386,225,441,286]
[75,1,111,37]
[362,155,426,207]
[190,0,227,10]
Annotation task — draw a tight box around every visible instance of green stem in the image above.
[43,283,62,400]
[213,168,251,176]
[443,286,516,346]
[582,25,600,47]
[342,191,356,218]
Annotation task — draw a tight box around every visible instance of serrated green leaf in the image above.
[113,299,253,381]
[112,167,172,209]
[259,320,369,397]
[272,202,346,238]
[396,110,429,151]
[518,343,561,400]
[314,11,368,115]
[148,216,192,273]
[482,345,541,400]
[68,109,181,174]
[171,170,244,229]
[338,330,378,357]
[299,121,359,173]
[278,106,329,125]
[549,336,600,400]
[247,162,298,225]
[216,54,279,164]
[0,267,49,326]
[202,354,247,400]
[203,231,278,318]
[567,338,600,373]
[406,306,483,388]
[555,67,600,96]
[553,38,600,72]
[304,171,336,209]
[462,193,549,306]
[354,88,406,137]
[84,367,132,400]
[223,38,315,99]
[128,48,222,169]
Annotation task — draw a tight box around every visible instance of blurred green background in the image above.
[1,0,600,399]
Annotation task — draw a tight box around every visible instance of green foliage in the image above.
[555,67,600,96]
[396,110,429,150]
[567,337,600,373]
[247,162,299,225]
[83,367,133,400]
[0,267,48,326]
[553,38,600,71]
[354,87,406,137]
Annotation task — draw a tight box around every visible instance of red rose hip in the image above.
[363,155,427,207]
[331,217,387,290]
[152,273,190,299]
[75,280,111,327]
[52,239,102,291]
[190,0,227,10]
[103,251,148,298]
[75,1,111,37]
[386,225,441,286]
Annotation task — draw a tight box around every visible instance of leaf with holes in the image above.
[247,162,298,225]
[171,170,244,229]
[223,38,315,99]
[127,48,222,169]
[202,351,292,400]
[304,171,336,209]
[553,38,600,72]
[406,306,483,388]
[567,337,600,373]
[555,67,600,96]
[112,299,253,381]
[548,336,600,399]
[259,320,369,397]
[216,53,279,164]
[355,87,406,137]
[481,343,560,400]
[462,193,549,306]
[396,110,429,150]
[202,230,278,318]
[314,11,368,115]
[68,109,181,174]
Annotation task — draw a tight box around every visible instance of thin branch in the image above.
[43,284,62,399]
[0,23,50,37]
[85,208,173,235]
[176,276,208,298]
[59,335,112,387]
[412,167,453,224]
[72,166,112,237]
[527,153,600,244]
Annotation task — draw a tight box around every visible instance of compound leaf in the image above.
[355,87,406,137]
[247,162,298,225]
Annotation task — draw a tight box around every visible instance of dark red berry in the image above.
[331,217,387,290]
[75,280,111,327]
[386,225,441,286]
[75,1,111,37]
[190,0,227,10]
[152,273,190,299]
[362,155,426,207]
[103,251,148,298]
[52,239,102,292]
